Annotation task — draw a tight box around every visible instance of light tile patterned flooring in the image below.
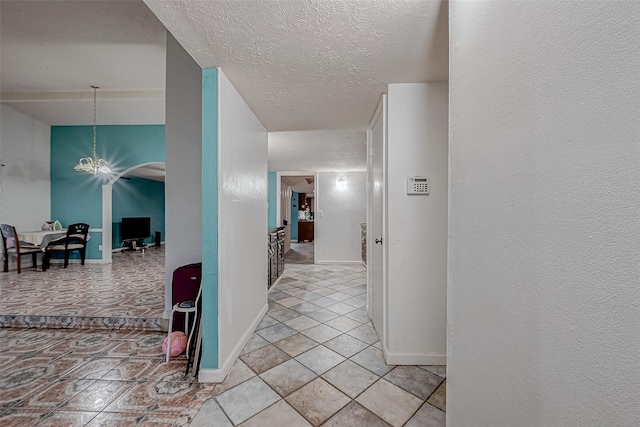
[0,247,165,330]
[192,263,446,426]
[0,247,446,425]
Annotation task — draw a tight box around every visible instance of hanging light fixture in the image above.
[74,85,111,175]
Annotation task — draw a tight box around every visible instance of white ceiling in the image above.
[0,0,447,172]
[145,0,448,131]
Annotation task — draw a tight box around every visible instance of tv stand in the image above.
[122,239,148,252]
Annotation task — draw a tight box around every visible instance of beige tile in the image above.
[260,359,317,397]
[239,400,312,427]
[212,359,256,396]
[301,324,342,343]
[384,366,444,400]
[322,360,379,398]
[284,315,321,332]
[405,402,446,427]
[256,323,298,343]
[273,333,319,357]
[324,316,362,333]
[421,365,446,378]
[323,334,369,358]
[346,324,379,344]
[356,379,423,427]
[240,344,291,374]
[323,401,392,427]
[278,296,305,307]
[427,379,446,412]
[286,378,351,426]
[296,346,345,375]
[350,346,395,376]
[215,377,280,425]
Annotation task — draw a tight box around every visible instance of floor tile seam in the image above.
[352,377,428,423]
[382,371,445,402]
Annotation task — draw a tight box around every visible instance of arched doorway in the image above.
[101,162,165,263]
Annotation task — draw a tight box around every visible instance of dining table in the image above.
[18,230,67,248]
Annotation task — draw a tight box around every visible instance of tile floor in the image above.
[285,242,314,264]
[1,246,446,426]
[0,247,165,330]
[191,263,446,426]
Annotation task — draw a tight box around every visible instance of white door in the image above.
[370,96,386,338]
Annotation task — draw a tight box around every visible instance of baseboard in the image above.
[198,303,268,383]
[382,346,446,365]
[48,259,107,265]
[316,260,363,265]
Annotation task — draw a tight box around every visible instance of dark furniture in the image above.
[298,221,314,242]
[42,223,89,271]
[1,224,41,274]
[268,227,285,289]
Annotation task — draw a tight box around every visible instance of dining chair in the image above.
[0,224,42,274]
[42,223,89,271]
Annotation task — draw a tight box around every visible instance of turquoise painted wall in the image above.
[291,192,299,240]
[268,172,277,228]
[112,177,165,249]
[50,125,165,259]
[201,68,219,370]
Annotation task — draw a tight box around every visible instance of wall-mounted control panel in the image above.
[406,177,429,195]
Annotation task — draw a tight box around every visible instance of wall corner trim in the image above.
[199,303,268,383]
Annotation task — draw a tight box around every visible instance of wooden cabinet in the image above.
[299,194,307,210]
[298,221,314,242]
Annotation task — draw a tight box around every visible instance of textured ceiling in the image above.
[1,0,446,172]
[268,130,366,172]
[144,0,448,131]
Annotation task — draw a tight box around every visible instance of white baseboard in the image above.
[383,346,446,365]
[316,260,363,265]
[198,303,268,383]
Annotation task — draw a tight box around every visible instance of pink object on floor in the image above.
[163,331,188,356]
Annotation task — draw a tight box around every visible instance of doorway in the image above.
[277,172,316,264]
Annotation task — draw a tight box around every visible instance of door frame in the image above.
[277,171,318,264]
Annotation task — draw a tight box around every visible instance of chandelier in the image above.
[74,85,111,175]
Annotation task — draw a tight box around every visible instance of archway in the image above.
[101,162,165,263]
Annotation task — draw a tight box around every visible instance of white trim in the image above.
[383,349,447,366]
[316,260,362,265]
[199,303,268,383]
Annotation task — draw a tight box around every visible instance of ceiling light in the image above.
[336,176,347,190]
[74,85,111,175]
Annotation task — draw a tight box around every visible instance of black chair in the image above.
[0,224,42,274]
[42,223,89,271]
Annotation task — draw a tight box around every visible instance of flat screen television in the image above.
[121,217,151,241]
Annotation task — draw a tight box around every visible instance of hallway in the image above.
[285,242,314,265]
[191,263,446,426]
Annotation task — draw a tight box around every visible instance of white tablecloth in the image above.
[18,230,67,247]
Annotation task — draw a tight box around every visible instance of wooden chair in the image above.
[42,223,89,271]
[0,224,42,274]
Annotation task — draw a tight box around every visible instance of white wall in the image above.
[217,70,268,373]
[0,104,51,230]
[164,33,202,313]
[386,83,448,364]
[449,2,640,426]
[315,171,366,263]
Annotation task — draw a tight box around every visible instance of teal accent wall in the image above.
[201,68,219,369]
[291,192,299,240]
[112,177,165,249]
[50,125,165,259]
[268,172,277,228]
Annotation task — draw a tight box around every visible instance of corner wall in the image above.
[214,69,268,379]
[449,2,640,425]
[165,32,203,326]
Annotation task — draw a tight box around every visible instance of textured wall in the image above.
[0,104,50,231]
[217,69,268,374]
[449,2,640,425]
[315,171,366,263]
